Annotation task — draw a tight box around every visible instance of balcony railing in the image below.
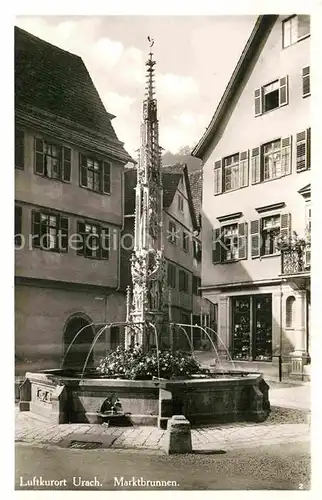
[281,245,311,275]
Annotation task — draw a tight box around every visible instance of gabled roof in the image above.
[192,15,278,160]
[189,169,203,226]
[123,164,198,230]
[15,26,132,163]
[162,164,186,209]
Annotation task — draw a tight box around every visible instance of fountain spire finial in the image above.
[145,36,156,102]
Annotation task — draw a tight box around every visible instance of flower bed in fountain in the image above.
[96,346,202,380]
[19,346,270,428]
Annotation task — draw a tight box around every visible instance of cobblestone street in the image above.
[15,404,310,452]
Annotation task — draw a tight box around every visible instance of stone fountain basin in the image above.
[19,370,270,427]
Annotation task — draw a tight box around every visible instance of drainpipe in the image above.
[168,288,174,354]
[115,167,125,293]
[112,167,126,348]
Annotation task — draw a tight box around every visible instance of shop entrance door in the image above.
[231,294,272,361]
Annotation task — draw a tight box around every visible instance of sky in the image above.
[15,15,257,157]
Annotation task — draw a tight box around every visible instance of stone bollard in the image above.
[164,415,192,455]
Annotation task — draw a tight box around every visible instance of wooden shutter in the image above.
[307,128,311,170]
[31,210,41,247]
[254,88,262,116]
[15,129,24,169]
[34,138,44,175]
[239,150,249,188]
[214,160,222,195]
[103,161,111,194]
[296,130,309,171]
[62,147,71,182]
[179,270,183,291]
[281,136,292,176]
[79,154,88,187]
[250,220,260,258]
[304,246,311,268]
[101,227,110,260]
[238,222,248,260]
[280,213,292,242]
[14,206,22,246]
[60,216,69,252]
[302,66,310,96]
[251,147,261,184]
[76,221,85,255]
[212,228,222,264]
[185,273,189,293]
[279,76,289,106]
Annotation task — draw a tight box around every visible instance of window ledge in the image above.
[303,93,311,99]
[255,104,288,118]
[218,259,241,265]
[282,33,310,49]
[35,172,70,184]
[259,253,280,260]
[80,184,111,196]
[214,185,249,196]
[259,173,291,186]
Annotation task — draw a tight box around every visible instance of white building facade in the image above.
[192,15,311,380]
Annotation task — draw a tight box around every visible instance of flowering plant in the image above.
[96,345,202,380]
[276,231,309,252]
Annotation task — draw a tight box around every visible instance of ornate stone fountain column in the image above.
[127,39,166,349]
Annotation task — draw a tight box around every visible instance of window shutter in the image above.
[238,222,248,260]
[281,136,292,176]
[212,228,222,264]
[76,221,85,255]
[302,66,310,96]
[304,246,311,268]
[59,216,69,252]
[79,154,88,187]
[239,150,249,188]
[15,206,22,246]
[251,147,261,184]
[101,227,110,260]
[296,130,308,171]
[214,160,222,195]
[172,265,177,289]
[280,213,292,243]
[15,129,24,169]
[306,128,311,170]
[102,161,111,194]
[279,76,289,106]
[31,210,41,247]
[62,147,71,182]
[250,219,260,258]
[254,88,262,116]
[34,138,44,175]
[179,270,183,291]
